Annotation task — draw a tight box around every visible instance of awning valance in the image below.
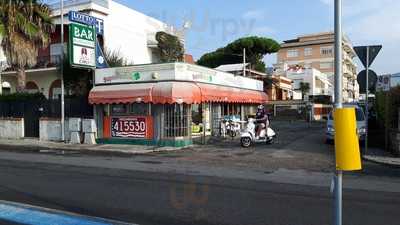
[89,82,267,105]
[197,83,267,104]
[88,83,153,105]
[152,82,202,104]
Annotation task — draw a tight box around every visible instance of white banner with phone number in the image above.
[111,117,147,138]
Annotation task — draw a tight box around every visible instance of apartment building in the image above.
[275,32,359,102]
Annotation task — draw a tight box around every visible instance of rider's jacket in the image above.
[256,109,268,124]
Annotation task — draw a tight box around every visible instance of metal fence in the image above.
[0,97,93,118]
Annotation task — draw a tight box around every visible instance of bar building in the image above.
[89,63,267,147]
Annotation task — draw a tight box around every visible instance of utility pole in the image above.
[60,0,65,142]
[334,0,343,225]
[243,48,246,77]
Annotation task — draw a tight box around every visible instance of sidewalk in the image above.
[363,147,400,167]
[0,138,184,155]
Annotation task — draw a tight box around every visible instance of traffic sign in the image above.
[354,45,382,68]
[376,74,391,92]
[357,69,377,93]
[69,23,96,68]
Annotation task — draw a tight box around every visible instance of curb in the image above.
[0,143,186,157]
[362,156,400,168]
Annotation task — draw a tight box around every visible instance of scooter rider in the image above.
[255,105,269,139]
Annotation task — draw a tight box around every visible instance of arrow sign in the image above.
[354,45,382,68]
[357,69,378,93]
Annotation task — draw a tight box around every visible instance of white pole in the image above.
[243,48,246,77]
[365,47,369,155]
[334,0,343,225]
[60,0,65,142]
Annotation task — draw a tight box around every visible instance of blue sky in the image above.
[113,0,400,75]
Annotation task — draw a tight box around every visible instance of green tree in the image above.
[156,31,184,63]
[0,0,54,92]
[197,36,280,73]
[103,48,129,67]
[299,82,310,100]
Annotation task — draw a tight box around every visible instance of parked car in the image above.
[326,104,366,144]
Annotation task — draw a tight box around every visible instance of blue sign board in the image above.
[68,11,104,35]
[96,37,108,68]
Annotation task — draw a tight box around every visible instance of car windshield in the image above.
[329,108,365,121]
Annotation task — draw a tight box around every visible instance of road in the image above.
[0,121,398,225]
[0,154,398,225]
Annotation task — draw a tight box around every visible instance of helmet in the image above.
[258,105,265,110]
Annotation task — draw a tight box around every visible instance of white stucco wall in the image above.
[0,118,24,139]
[102,1,174,64]
[40,119,70,142]
[1,69,60,98]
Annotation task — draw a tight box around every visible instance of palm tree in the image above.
[0,0,54,92]
[299,82,310,100]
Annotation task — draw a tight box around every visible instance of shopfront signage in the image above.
[69,23,96,68]
[95,63,264,91]
[68,11,104,35]
[111,116,150,138]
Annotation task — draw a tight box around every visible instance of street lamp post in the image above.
[60,0,65,142]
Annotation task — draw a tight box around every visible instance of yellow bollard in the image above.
[334,108,362,171]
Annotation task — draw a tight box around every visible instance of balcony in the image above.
[2,55,61,73]
[48,0,108,9]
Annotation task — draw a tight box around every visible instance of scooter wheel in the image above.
[241,137,252,148]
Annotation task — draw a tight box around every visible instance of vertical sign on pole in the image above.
[69,23,96,68]
[354,45,382,155]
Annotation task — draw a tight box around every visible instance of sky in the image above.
[115,0,399,74]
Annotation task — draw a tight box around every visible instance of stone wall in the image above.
[0,118,24,139]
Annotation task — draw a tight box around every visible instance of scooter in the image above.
[240,118,276,148]
[223,119,241,138]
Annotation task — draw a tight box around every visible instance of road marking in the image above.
[0,200,136,225]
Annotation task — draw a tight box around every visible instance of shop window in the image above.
[111,104,128,115]
[164,104,191,138]
[130,103,149,115]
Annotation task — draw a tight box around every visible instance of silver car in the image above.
[326,104,366,144]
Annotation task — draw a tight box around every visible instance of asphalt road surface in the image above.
[0,153,398,225]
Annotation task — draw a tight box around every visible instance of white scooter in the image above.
[240,118,276,148]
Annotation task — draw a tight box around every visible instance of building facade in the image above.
[90,63,267,146]
[215,63,293,101]
[0,0,179,97]
[275,32,359,102]
[281,66,333,101]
